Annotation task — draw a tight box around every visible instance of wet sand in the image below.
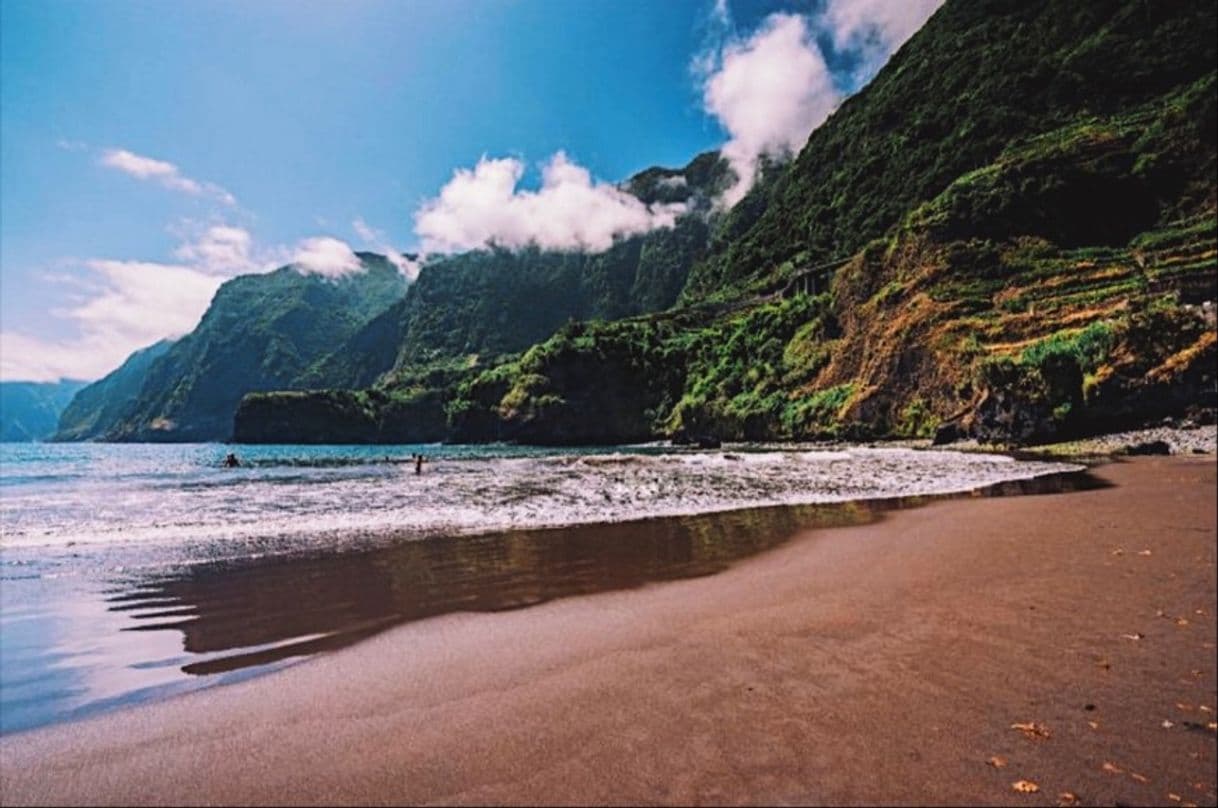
[1,456,1215,806]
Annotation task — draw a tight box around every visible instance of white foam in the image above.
[0,445,1083,562]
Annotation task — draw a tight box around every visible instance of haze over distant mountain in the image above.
[0,379,88,442]
[54,339,175,441]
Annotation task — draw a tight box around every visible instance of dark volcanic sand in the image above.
[1,456,1214,806]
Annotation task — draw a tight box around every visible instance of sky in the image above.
[0,0,941,382]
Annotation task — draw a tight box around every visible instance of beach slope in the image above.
[2,456,1215,806]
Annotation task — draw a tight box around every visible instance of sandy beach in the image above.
[1,455,1215,806]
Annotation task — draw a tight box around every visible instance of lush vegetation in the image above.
[682,0,1217,300]
[208,0,1218,446]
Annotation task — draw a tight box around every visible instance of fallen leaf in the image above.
[1199,705,1212,713]
[1131,772,1150,784]
[1176,617,1190,626]
[1121,632,1145,641]
[1102,762,1124,774]
[1169,794,1182,802]
[1208,722,1217,731]
[1176,703,1193,711]
[1011,721,1051,740]
[1012,780,1040,793]
[1138,549,1152,556]
[1111,548,1125,556]
[1162,719,1175,729]
[1058,792,1079,806]
[987,755,1008,768]
[1088,720,1100,730]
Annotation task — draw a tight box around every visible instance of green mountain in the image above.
[0,379,88,442]
[683,0,1217,301]
[386,150,729,373]
[236,0,1218,446]
[54,339,175,441]
[71,254,409,442]
[233,154,732,443]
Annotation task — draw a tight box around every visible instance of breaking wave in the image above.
[1,442,1081,563]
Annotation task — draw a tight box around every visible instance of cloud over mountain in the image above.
[701,13,839,207]
[291,237,363,278]
[414,151,685,254]
[825,0,943,82]
[697,1,943,205]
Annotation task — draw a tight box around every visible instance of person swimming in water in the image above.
[223,452,240,468]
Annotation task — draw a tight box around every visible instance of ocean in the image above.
[0,441,1083,733]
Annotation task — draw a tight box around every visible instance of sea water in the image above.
[0,441,1083,733]
[1,442,1083,557]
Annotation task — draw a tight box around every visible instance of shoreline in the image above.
[2,455,1214,805]
[0,462,1096,736]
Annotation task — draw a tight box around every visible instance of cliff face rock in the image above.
[232,389,447,445]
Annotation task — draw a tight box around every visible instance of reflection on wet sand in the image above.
[109,470,1105,679]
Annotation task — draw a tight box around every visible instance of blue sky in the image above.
[0,0,940,381]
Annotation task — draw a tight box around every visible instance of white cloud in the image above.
[99,148,237,206]
[824,0,943,83]
[353,218,420,280]
[415,151,685,254]
[172,225,264,276]
[291,237,363,278]
[701,14,839,207]
[1,261,222,382]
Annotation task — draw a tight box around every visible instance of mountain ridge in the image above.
[233,0,1217,446]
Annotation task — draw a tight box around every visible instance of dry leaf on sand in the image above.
[987,755,1008,768]
[1012,780,1040,793]
[1102,761,1124,774]
[1058,792,1079,806]
[1011,721,1051,740]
